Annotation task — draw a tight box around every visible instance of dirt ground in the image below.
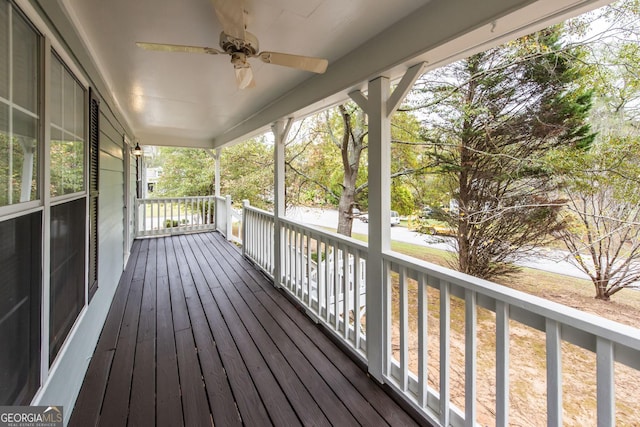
[388,267,640,426]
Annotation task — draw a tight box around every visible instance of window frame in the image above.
[49,49,87,201]
[0,1,43,215]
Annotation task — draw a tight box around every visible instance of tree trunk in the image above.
[594,279,611,301]
[335,105,364,237]
[337,178,356,236]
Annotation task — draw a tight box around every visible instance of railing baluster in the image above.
[306,234,312,306]
[343,246,350,340]
[333,246,339,331]
[383,259,392,375]
[354,251,361,352]
[596,337,615,427]
[496,301,510,427]
[418,273,428,408]
[297,230,303,298]
[325,242,331,324]
[465,289,477,426]
[399,265,409,391]
[150,199,155,235]
[546,318,563,426]
[439,279,451,427]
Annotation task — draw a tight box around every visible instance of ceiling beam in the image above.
[136,132,214,149]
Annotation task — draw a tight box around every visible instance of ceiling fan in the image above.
[136,0,329,89]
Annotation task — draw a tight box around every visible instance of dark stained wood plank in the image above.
[165,237,190,333]
[68,349,115,427]
[96,243,149,427]
[155,275,184,427]
[196,233,361,425]
[175,329,213,427]
[156,235,169,278]
[186,235,332,427]
[170,237,241,427]
[194,291,273,427]
[98,278,144,427]
[228,280,358,426]
[174,235,273,425]
[69,240,143,427]
[264,282,419,426]
[209,233,419,426]
[128,239,158,427]
[177,235,290,426]
[167,237,212,427]
[71,232,421,427]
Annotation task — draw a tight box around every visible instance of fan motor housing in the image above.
[219,31,259,56]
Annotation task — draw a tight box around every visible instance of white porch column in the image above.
[214,148,221,198]
[350,63,426,383]
[271,118,293,288]
[210,148,222,229]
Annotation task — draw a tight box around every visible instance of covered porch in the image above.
[69,232,421,426]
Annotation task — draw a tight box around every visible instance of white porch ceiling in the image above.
[55,0,610,149]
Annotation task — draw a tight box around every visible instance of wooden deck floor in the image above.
[69,232,422,426]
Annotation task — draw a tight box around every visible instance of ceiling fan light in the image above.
[234,66,254,89]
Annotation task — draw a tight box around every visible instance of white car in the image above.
[359,210,401,226]
[390,210,400,226]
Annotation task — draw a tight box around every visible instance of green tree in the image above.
[410,25,594,280]
[220,137,273,210]
[551,0,640,299]
[155,138,274,210]
[553,136,640,300]
[155,147,214,197]
[287,105,430,236]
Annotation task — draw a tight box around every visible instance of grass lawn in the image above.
[348,230,640,319]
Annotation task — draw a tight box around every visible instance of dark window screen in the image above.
[49,198,86,363]
[0,211,42,405]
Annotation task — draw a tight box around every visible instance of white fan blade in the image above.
[259,52,328,73]
[234,65,255,89]
[136,42,221,55]
[211,0,246,41]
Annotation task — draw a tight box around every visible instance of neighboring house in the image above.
[145,167,163,195]
[0,1,632,426]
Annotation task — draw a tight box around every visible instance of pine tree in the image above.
[412,25,594,280]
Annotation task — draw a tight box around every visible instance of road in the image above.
[286,207,590,280]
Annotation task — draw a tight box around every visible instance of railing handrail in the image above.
[383,250,640,354]
[137,195,215,202]
[135,195,216,238]
[243,204,273,217]
[279,216,368,253]
[243,205,368,253]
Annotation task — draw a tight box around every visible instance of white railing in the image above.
[240,203,640,426]
[135,196,215,237]
[243,204,275,275]
[215,195,243,244]
[242,204,368,358]
[382,251,640,427]
[280,217,368,358]
[215,196,229,238]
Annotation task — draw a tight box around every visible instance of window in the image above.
[0,0,42,406]
[50,53,85,197]
[49,198,86,363]
[0,212,42,405]
[0,2,40,207]
[48,54,87,362]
